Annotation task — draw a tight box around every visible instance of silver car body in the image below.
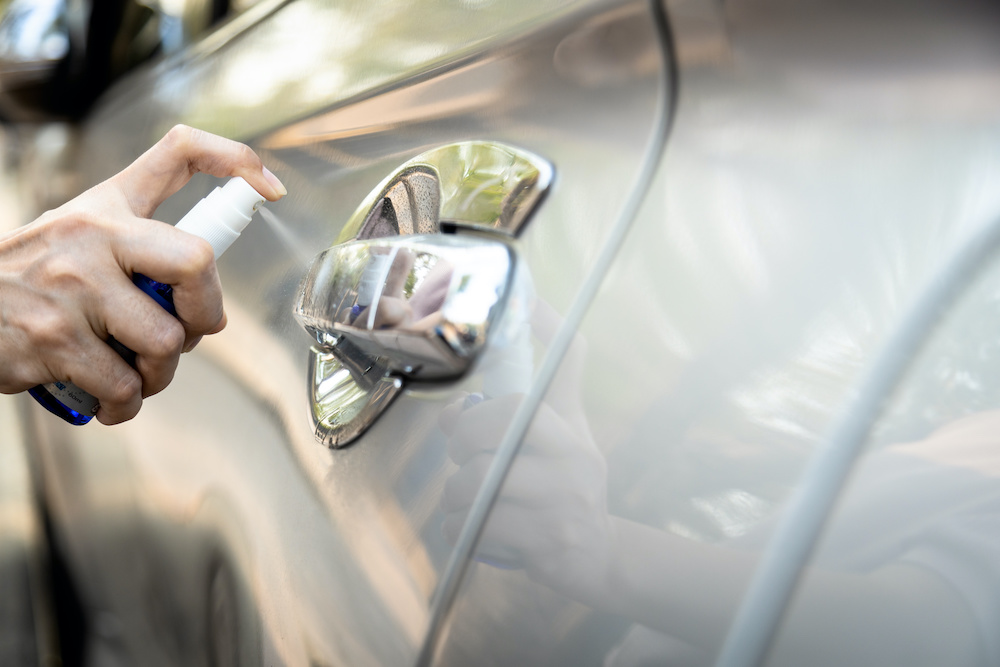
[16,0,1000,665]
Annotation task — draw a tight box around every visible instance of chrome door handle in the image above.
[294,141,551,448]
[294,235,514,447]
[297,234,514,376]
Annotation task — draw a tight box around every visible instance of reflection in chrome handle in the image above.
[295,235,515,447]
[296,235,514,379]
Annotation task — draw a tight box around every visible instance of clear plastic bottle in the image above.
[28,177,265,424]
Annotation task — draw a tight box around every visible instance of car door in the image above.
[26,0,673,665]
[425,1,1000,666]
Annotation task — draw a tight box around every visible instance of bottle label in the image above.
[44,381,100,415]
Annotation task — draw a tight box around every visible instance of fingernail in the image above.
[463,392,484,410]
[475,555,519,570]
[183,335,203,353]
[262,166,287,197]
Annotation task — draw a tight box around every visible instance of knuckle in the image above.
[147,319,185,359]
[37,253,86,291]
[21,305,76,351]
[236,143,260,168]
[0,359,36,392]
[177,235,215,273]
[163,125,201,169]
[190,236,216,270]
[106,369,142,407]
[164,124,194,149]
[48,208,104,240]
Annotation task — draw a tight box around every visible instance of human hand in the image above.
[440,395,615,596]
[365,250,453,332]
[0,125,286,424]
[438,301,616,600]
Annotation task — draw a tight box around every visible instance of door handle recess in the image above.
[295,141,551,448]
[340,141,552,242]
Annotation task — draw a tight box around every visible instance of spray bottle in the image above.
[28,177,266,425]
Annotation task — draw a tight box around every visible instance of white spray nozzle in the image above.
[175,177,266,258]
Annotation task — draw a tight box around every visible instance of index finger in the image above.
[113,125,286,218]
[113,215,226,340]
